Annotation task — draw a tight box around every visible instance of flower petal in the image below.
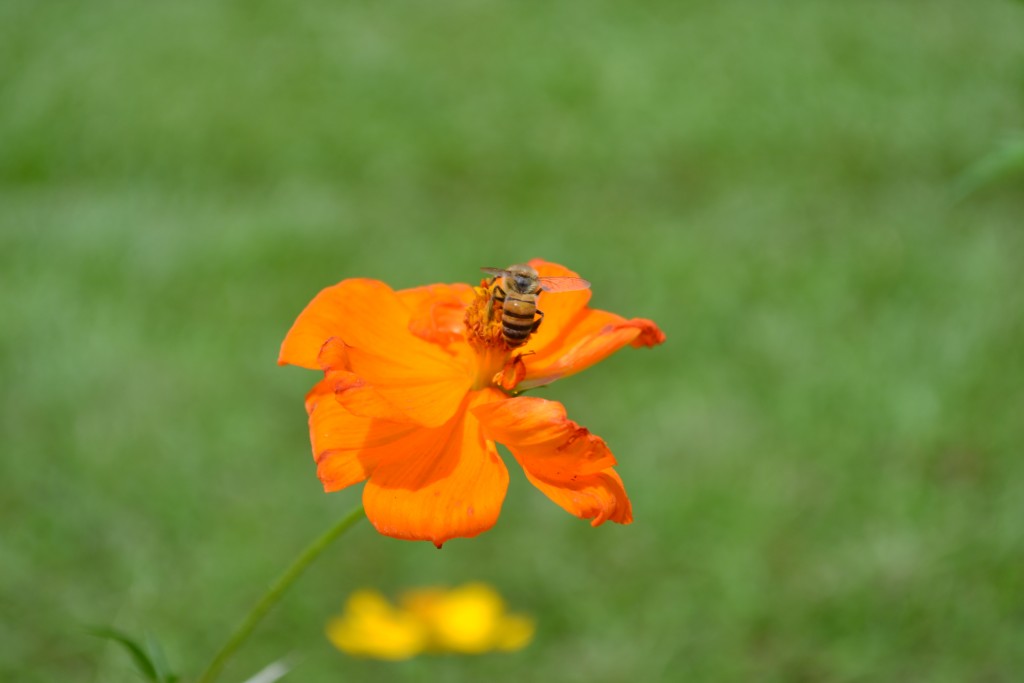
[316,338,413,422]
[317,450,377,493]
[474,396,632,526]
[400,583,535,654]
[363,390,509,546]
[398,283,476,348]
[305,377,336,415]
[308,383,418,492]
[519,259,592,353]
[492,260,666,390]
[403,583,506,654]
[519,309,665,390]
[473,397,616,478]
[341,281,474,427]
[523,468,633,526]
[326,370,413,423]
[279,281,358,370]
[326,589,427,660]
[287,278,474,427]
[314,419,419,493]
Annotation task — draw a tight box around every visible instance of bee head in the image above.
[506,264,540,294]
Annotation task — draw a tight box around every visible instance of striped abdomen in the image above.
[500,293,538,346]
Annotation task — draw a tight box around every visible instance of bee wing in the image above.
[538,276,591,293]
[481,267,511,278]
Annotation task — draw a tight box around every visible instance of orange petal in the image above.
[502,260,666,390]
[316,335,351,371]
[630,318,667,348]
[319,415,431,491]
[305,377,336,415]
[473,397,616,479]
[287,278,474,427]
[317,449,377,493]
[316,339,412,422]
[493,355,527,392]
[519,309,665,390]
[279,281,359,370]
[341,280,474,427]
[308,386,418,492]
[523,467,633,526]
[399,283,476,348]
[325,371,412,423]
[362,390,509,546]
[397,282,476,310]
[473,395,633,526]
[518,259,592,353]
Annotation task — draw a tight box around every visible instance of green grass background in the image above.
[2,1,1023,681]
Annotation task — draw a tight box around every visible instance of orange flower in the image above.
[279,259,665,546]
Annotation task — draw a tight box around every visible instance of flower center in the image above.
[465,282,520,391]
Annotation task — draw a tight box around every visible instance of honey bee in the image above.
[481,264,591,347]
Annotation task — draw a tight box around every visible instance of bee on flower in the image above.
[279,259,665,547]
[480,263,591,347]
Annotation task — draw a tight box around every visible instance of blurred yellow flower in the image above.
[325,590,427,660]
[326,583,534,659]
[402,583,535,654]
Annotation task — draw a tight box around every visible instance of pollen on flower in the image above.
[464,282,506,353]
[465,281,517,390]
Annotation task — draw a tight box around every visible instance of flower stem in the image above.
[197,505,366,683]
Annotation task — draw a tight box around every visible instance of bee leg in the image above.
[531,309,544,333]
[490,285,506,322]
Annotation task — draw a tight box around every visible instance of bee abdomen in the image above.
[499,295,537,346]
[502,325,532,346]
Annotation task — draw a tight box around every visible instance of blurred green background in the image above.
[2,1,1023,681]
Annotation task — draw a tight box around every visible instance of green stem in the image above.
[197,505,366,683]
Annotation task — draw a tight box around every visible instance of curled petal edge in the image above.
[473,396,631,526]
[524,467,633,526]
